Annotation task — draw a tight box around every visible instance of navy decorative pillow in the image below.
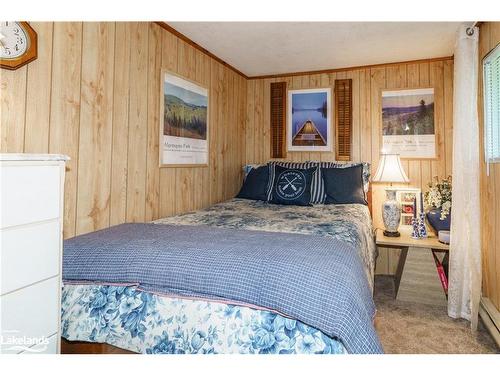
[269,165,316,206]
[267,161,322,204]
[237,165,271,201]
[322,164,367,205]
[267,161,370,204]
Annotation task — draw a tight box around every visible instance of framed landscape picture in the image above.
[160,71,209,167]
[287,88,332,152]
[381,88,436,159]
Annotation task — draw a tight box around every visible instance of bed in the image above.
[61,163,382,354]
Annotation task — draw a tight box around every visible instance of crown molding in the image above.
[248,56,454,80]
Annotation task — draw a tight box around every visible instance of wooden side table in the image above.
[376,227,450,298]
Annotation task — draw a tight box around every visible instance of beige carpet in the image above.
[374,276,499,354]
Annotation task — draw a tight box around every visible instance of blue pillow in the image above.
[269,165,317,206]
[237,165,271,201]
[267,161,323,204]
[322,164,367,205]
[267,161,370,204]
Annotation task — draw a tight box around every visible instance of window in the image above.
[483,43,500,173]
[270,82,287,158]
[335,79,353,161]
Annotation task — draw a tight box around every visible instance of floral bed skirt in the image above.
[61,284,347,354]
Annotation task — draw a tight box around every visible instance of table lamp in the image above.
[372,153,409,237]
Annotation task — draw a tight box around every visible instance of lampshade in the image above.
[372,153,409,183]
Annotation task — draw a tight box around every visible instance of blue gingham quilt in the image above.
[155,198,376,289]
[63,220,382,353]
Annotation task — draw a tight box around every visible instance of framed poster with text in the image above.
[160,71,209,167]
[381,88,436,159]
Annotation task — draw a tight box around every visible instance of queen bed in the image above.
[60,162,382,354]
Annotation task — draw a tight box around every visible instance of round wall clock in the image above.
[0,22,37,70]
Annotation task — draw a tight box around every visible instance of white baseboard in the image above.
[479,297,500,349]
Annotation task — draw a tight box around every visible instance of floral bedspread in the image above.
[61,284,347,354]
[155,198,376,288]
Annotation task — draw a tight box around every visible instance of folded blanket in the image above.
[63,223,383,354]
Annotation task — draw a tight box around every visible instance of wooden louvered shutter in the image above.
[335,79,352,161]
[270,82,287,158]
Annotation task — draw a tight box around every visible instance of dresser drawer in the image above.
[0,277,60,354]
[1,164,61,228]
[1,220,61,295]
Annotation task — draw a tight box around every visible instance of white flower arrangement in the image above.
[424,176,452,220]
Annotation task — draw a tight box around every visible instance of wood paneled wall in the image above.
[478,22,500,311]
[0,22,247,238]
[246,58,454,274]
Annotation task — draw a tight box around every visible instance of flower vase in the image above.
[411,217,420,239]
[418,212,428,238]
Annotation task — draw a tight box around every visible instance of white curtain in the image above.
[448,25,481,329]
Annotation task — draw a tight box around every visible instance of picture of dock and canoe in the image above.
[292,119,327,146]
[288,89,331,151]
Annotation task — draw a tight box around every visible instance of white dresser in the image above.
[0,154,68,354]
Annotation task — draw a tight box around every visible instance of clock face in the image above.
[0,22,29,60]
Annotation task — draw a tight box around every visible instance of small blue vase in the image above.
[426,208,451,234]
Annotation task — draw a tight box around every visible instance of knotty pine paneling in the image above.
[145,22,162,222]
[246,57,454,275]
[479,22,500,311]
[125,22,149,224]
[158,29,178,219]
[76,22,115,235]
[0,22,247,239]
[24,22,53,154]
[48,22,83,238]
[109,22,132,227]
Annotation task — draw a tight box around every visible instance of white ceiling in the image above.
[169,22,463,77]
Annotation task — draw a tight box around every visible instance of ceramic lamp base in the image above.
[382,189,402,238]
[383,230,401,237]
